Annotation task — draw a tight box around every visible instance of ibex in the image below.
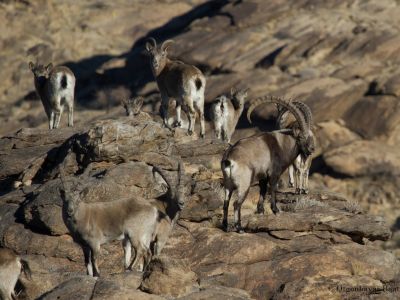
[0,248,31,300]
[122,97,144,117]
[276,101,316,194]
[211,87,249,142]
[151,161,187,255]
[221,97,315,232]
[145,38,206,137]
[59,168,159,277]
[29,62,75,129]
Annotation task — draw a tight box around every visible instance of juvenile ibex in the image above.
[0,248,31,300]
[151,161,187,255]
[145,38,206,137]
[276,101,316,194]
[29,62,75,129]
[122,97,144,117]
[211,87,249,142]
[221,97,314,232]
[59,168,159,277]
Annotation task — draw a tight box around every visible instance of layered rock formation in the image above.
[1,0,400,299]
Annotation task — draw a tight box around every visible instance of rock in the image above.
[323,140,400,177]
[141,256,199,297]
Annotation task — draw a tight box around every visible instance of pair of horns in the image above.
[146,37,174,51]
[247,96,310,139]
[276,100,313,128]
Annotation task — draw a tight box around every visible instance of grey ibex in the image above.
[211,87,249,142]
[151,161,187,255]
[276,101,316,194]
[0,248,31,300]
[59,168,159,277]
[145,38,206,137]
[221,97,315,232]
[29,62,75,129]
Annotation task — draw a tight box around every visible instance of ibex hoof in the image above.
[272,206,280,214]
[256,206,265,215]
[187,130,193,136]
[235,225,244,233]
[172,121,182,128]
[200,133,205,139]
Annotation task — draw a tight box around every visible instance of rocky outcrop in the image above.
[0,117,398,300]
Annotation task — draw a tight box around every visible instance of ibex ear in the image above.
[28,61,35,71]
[230,87,236,97]
[45,63,53,72]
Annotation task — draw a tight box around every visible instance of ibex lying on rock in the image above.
[276,101,316,194]
[211,87,249,142]
[151,161,187,255]
[122,97,144,117]
[29,62,75,129]
[0,248,31,300]
[221,97,315,232]
[59,168,159,277]
[145,37,206,137]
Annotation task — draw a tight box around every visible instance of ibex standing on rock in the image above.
[29,62,75,129]
[211,87,249,143]
[59,168,159,277]
[0,248,31,300]
[276,101,316,194]
[221,97,315,232]
[145,37,206,137]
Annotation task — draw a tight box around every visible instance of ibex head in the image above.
[145,37,174,76]
[29,61,53,79]
[122,97,144,117]
[230,87,249,110]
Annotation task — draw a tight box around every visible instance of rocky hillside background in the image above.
[0,0,400,299]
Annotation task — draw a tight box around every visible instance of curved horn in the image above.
[247,96,309,138]
[161,39,174,52]
[246,96,272,124]
[177,160,184,189]
[147,37,157,48]
[275,100,313,129]
[59,166,70,192]
[293,101,313,127]
[153,166,175,197]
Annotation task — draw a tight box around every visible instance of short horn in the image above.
[161,39,174,52]
[147,37,157,48]
[153,166,175,197]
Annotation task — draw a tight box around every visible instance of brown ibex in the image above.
[29,62,75,129]
[145,38,206,137]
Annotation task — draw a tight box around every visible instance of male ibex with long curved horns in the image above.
[275,100,316,194]
[221,96,315,232]
[145,37,206,137]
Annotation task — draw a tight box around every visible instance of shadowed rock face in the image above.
[0,117,399,300]
[1,0,400,299]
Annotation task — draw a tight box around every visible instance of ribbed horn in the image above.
[247,96,309,138]
[276,100,313,129]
